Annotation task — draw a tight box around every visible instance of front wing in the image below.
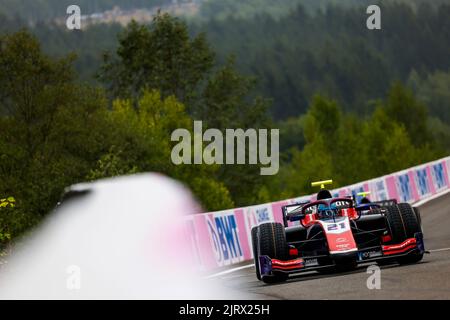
[259,232,425,277]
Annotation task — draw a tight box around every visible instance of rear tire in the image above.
[251,226,261,280]
[258,222,289,283]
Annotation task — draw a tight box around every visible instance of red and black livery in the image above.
[251,181,425,283]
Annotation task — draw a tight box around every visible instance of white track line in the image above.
[205,264,254,279]
[414,188,450,207]
[429,247,450,253]
[206,189,450,279]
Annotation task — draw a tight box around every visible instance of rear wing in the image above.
[281,202,310,227]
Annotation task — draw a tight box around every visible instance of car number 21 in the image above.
[327,222,346,231]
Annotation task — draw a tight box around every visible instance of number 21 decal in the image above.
[327,222,346,231]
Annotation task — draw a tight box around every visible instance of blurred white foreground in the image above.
[0,173,240,299]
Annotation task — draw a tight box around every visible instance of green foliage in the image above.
[99,13,214,104]
[194,1,450,119]
[97,89,235,211]
[189,177,234,212]
[99,15,270,207]
[0,197,15,208]
[260,84,445,201]
[384,82,430,146]
[199,56,270,129]
[196,56,271,206]
[278,116,306,154]
[3,1,450,127]
[1,7,449,249]
[284,137,334,197]
[428,117,450,153]
[86,146,138,181]
[198,0,308,21]
[303,96,341,146]
[0,30,109,241]
[408,69,450,124]
[197,0,424,21]
[0,29,236,241]
[102,90,193,175]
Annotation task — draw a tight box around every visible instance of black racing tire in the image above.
[385,203,423,264]
[397,203,423,264]
[251,226,261,280]
[258,222,289,283]
[385,205,408,243]
[397,203,421,237]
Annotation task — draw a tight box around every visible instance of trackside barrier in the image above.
[184,156,450,271]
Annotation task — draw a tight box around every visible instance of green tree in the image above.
[86,146,139,181]
[289,137,334,196]
[197,57,271,206]
[409,69,450,125]
[303,95,341,147]
[99,90,234,211]
[99,17,271,208]
[384,82,431,146]
[0,30,109,238]
[332,115,368,185]
[99,13,214,105]
[198,57,270,129]
[259,90,445,203]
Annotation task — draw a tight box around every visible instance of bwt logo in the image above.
[207,214,243,266]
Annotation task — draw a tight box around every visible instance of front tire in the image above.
[397,203,423,264]
[258,222,289,283]
[251,226,261,280]
[385,203,423,264]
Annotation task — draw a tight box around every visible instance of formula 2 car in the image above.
[251,180,425,283]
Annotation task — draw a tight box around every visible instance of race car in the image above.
[251,180,425,283]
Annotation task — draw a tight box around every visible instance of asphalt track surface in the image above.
[216,192,450,299]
